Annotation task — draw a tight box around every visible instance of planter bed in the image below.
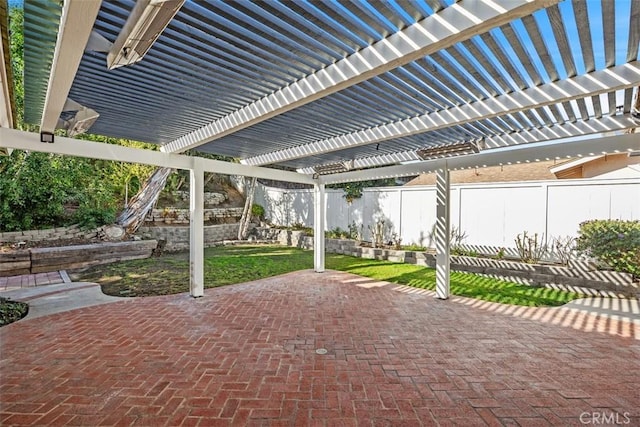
[255,229,638,297]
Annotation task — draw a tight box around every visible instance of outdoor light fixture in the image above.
[65,108,100,137]
[313,160,354,175]
[40,132,54,143]
[107,0,185,70]
[57,99,100,137]
[415,139,483,160]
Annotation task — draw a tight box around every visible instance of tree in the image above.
[1,7,159,232]
[9,7,24,129]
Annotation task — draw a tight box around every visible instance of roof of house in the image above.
[405,160,559,186]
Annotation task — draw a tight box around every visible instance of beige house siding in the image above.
[581,153,640,178]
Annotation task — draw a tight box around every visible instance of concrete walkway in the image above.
[0,282,127,320]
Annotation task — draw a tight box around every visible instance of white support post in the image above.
[313,183,326,273]
[435,167,451,300]
[189,158,205,297]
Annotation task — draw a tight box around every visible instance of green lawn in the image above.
[77,245,583,306]
[327,255,581,306]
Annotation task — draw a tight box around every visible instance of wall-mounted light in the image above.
[107,0,185,69]
[56,99,100,137]
[66,108,100,137]
[313,160,355,175]
[415,139,483,160]
[40,132,55,143]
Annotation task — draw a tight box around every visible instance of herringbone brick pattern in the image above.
[1,270,638,426]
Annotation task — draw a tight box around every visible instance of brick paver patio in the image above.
[0,271,66,291]
[1,270,638,426]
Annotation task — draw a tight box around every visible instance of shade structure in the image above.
[7,0,640,300]
[18,0,640,176]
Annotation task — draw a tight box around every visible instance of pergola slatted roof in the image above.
[20,0,640,178]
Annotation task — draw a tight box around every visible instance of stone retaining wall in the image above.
[254,228,313,249]
[137,224,240,251]
[0,240,157,276]
[0,224,100,244]
[145,207,244,224]
[173,191,226,206]
[256,230,638,296]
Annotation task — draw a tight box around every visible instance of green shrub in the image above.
[73,205,116,230]
[402,243,427,252]
[251,203,265,220]
[327,227,350,239]
[71,185,118,230]
[0,152,70,231]
[0,297,29,327]
[576,220,640,278]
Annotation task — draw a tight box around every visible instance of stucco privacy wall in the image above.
[255,178,640,252]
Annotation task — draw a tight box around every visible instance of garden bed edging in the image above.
[0,240,158,276]
[254,229,638,296]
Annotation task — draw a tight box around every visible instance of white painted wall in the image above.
[256,178,640,251]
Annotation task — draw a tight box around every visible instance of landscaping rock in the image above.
[101,225,126,241]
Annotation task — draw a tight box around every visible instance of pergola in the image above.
[1,0,639,299]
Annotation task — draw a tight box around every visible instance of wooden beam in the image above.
[40,0,102,133]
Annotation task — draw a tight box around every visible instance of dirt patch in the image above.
[218,183,245,207]
[1,237,103,251]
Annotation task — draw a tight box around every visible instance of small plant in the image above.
[348,222,363,242]
[576,220,640,278]
[0,297,29,327]
[495,247,506,260]
[368,219,386,248]
[449,226,469,255]
[162,207,178,219]
[251,203,265,221]
[293,225,314,235]
[515,231,548,264]
[391,233,402,250]
[453,248,479,257]
[550,236,576,266]
[429,224,470,255]
[450,226,467,245]
[327,227,349,239]
[402,243,427,252]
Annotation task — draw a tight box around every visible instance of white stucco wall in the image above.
[256,177,640,252]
